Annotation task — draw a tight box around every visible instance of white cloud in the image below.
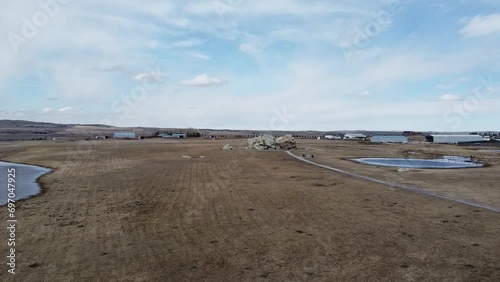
[146,40,162,50]
[58,107,73,112]
[92,63,125,72]
[1,1,499,131]
[185,51,210,60]
[37,61,118,101]
[350,48,499,89]
[436,76,473,89]
[438,94,463,102]
[133,72,165,82]
[181,74,226,86]
[357,90,372,96]
[239,38,270,54]
[172,39,203,48]
[456,75,471,83]
[186,0,367,17]
[437,83,455,89]
[460,14,500,38]
[146,38,204,50]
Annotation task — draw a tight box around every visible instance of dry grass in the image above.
[299,140,500,210]
[0,139,499,281]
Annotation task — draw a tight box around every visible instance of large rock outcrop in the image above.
[245,134,298,150]
[275,135,299,150]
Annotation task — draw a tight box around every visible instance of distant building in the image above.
[324,135,342,140]
[425,135,483,144]
[113,132,136,139]
[343,133,367,140]
[160,133,186,138]
[370,136,408,143]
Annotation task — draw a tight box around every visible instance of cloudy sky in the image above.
[1,0,499,131]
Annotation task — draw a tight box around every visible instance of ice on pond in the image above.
[353,157,483,169]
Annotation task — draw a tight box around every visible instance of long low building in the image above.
[425,135,483,144]
[370,135,408,143]
[344,133,366,140]
[160,133,187,138]
[113,132,136,139]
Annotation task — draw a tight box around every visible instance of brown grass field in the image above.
[0,139,499,281]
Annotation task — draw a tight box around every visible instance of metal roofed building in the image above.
[160,133,186,138]
[343,133,367,140]
[425,135,483,144]
[113,132,136,139]
[324,135,342,140]
[370,136,408,143]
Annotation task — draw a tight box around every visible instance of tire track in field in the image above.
[174,160,215,263]
[0,147,27,159]
[83,154,140,274]
[198,153,290,261]
[138,164,171,199]
[166,156,260,267]
[212,159,257,222]
[116,160,187,274]
[21,150,111,276]
[207,153,334,273]
[191,158,258,269]
[228,154,371,274]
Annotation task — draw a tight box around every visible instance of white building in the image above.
[324,135,342,140]
[343,133,367,140]
[425,135,483,144]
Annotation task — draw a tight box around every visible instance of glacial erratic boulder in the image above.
[276,135,299,150]
[245,134,298,150]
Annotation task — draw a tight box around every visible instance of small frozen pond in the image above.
[0,161,52,205]
[353,157,483,169]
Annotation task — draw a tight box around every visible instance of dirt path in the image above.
[286,151,500,213]
[298,140,500,211]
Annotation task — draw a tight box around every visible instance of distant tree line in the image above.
[186,131,202,137]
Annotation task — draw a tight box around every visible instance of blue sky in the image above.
[0,0,499,131]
